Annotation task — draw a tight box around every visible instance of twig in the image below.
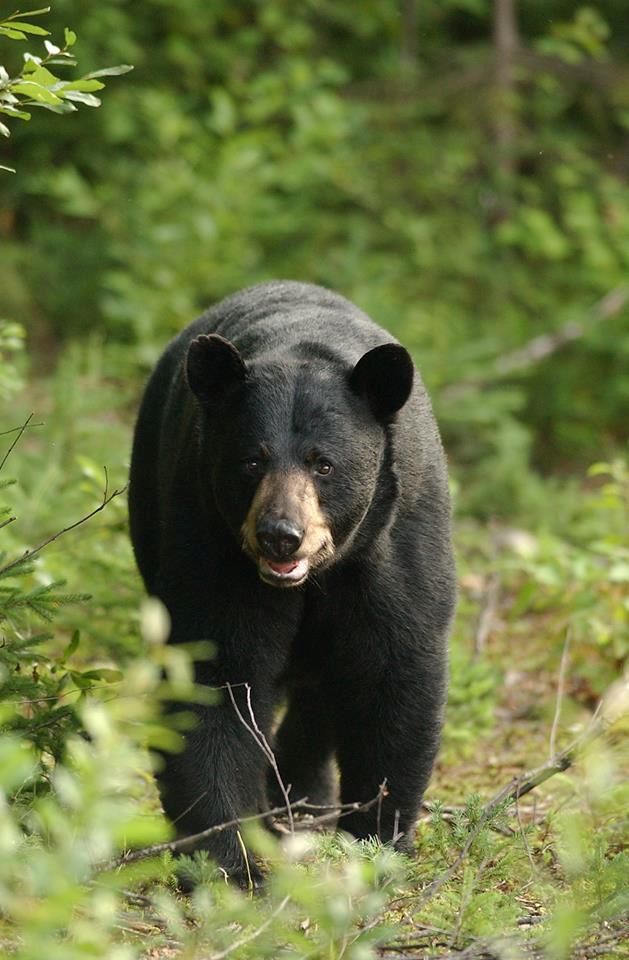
[0,516,17,531]
[549,629,571,759]
[0,420,44,438]
[226,681,294,834]
[377,777,388,840]
[473,572,500,658]
[236,828,254,892]
[0,467,127,578]
[514,792,536,875]
[206,895,290,960]
[0,413,34,474]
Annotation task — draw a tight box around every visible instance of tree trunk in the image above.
[400,0,418,68]
[493,0,519,178]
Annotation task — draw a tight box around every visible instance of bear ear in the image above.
[349,343,414,422]
[185,334,247,404]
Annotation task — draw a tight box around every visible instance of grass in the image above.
[0,340,627,959]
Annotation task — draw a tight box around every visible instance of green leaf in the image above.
[20,63,60,86]
[21,57,41,74]
[0,105,32,120]
[80,668,124,683]
[0,121,10,136]
[10,81,63,106]
[63,630,81,660]
[0,164,16,173]
[69,671,93,690]
[61,79,105,93]
[3,21,50,36]
[33,99,76,114]
[0,27,29,40]
[83,64,134,79]
[64,27,77,47]
[61,90,101,107]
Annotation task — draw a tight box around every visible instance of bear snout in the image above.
[256,517,304,561]
[240,469,335,585]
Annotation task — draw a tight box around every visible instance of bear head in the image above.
[185,334,413,587]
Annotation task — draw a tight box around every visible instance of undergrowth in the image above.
[0,339,627,959]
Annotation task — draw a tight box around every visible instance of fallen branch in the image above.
[380,921,628,960]
[494,287,628,376]
[414,710,605,911]
[442,286,629,402]
[100,789,385,872]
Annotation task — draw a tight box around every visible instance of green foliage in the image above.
[503,458,629,686]
[1,343,628,958]
[0,321,25,399]
[2,1,627,506]
[0,657,176,960]
[0,7,132,154]
[1,3,627,956]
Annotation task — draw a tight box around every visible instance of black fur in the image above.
[128,280,456,885]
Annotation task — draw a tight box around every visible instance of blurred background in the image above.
[0,7,627,952]
[2,0,627,519]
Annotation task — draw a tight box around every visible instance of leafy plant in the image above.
[0,6,132,171]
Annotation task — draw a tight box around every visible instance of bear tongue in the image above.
[267,559,299,574]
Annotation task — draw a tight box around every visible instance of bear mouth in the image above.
[258,556,309,587]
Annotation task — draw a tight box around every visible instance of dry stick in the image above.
[0,467,127,578]
[514,791,536,875]
[206,895,291,960]
[549,629,571,759]
[473,572,500,659]
[413,713,604,911]
[100,792,384,872]
[226,681,295,834]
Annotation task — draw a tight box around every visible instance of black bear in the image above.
[129,280,456,884]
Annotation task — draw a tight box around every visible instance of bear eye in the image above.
[244,457,264,476]
[314,459,334,477]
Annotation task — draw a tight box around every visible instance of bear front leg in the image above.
[333,665,446,853]
[158,683,277,888]
[153,555,304,886]
[270,684,338,809]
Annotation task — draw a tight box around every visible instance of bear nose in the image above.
[256,518,304,560]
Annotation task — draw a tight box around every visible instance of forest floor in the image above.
[3,363,627,959]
